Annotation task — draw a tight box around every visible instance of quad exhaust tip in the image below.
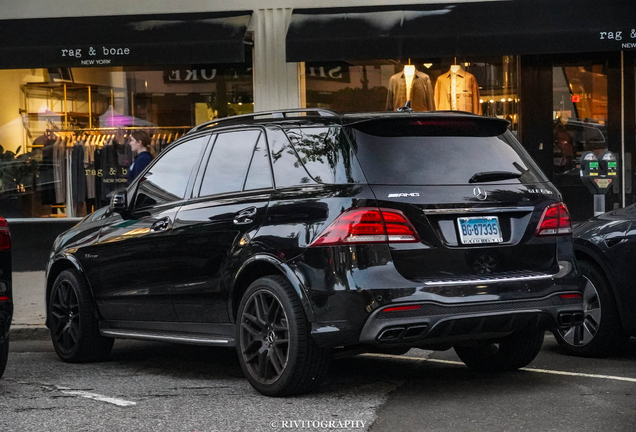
[557,311,585,327]
[377,325,428,342]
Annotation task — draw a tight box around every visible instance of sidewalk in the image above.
[9,271,49,340]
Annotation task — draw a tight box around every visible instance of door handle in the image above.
[150,217,171,232]
[233,207,258,225]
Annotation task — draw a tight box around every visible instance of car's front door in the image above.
[95,135,210,322]
[171,129,273,323]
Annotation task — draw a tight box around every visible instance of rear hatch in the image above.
[346,115,562,282]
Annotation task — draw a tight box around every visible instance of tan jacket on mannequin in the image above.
[434,67,482,115]
[385,70,435,112]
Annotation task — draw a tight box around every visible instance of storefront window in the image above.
[303,56,519,133]
[552,64,608,176]
[0,64,253,218]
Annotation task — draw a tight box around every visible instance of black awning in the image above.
[0,11,252,69]
[286,0,636,62]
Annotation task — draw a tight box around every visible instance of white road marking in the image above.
[59,389,137,407]
[363,353,636,384]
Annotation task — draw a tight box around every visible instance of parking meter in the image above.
[580,151,617,216]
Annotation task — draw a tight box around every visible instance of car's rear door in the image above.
[171,129,273,323]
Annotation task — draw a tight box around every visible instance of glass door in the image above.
[551,62,609,221]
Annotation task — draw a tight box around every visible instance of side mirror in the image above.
[110,189,128,213]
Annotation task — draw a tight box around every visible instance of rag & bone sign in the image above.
[60,46,132,65]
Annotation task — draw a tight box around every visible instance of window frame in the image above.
[193,126,275,199]
[129,133,212,212]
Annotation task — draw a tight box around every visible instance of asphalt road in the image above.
[1,335,635,432]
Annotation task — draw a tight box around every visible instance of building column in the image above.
[252,8,301,112]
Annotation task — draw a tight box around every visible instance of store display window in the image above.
[303,56,519,132]
[0,64,253,218]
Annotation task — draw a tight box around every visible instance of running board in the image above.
[100,329,235,347]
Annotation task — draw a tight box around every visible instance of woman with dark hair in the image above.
[126,130,154,182]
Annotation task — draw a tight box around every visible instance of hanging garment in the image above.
[83,139,96,200]
[434,68,482,115]
[39,137,57,205]
[71,142,86,207]
[385,70,435,112]
[53,137,67,204]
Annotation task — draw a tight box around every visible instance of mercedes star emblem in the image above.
[473,187,488,201]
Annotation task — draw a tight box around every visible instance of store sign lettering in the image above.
[307,66,343,80]
[61,46,132,65]
[168,69,218,81]
[598,28,636,48]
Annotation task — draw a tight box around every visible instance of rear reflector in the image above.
[309,207,420,246]
[536,202,572,236]
[0,296,9,302]
[559,293,582,299]
[382,305,422,312]
[0,217,10,250]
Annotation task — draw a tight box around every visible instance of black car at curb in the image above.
[553,205,636,357]
[0,216,12,379]
[45,109,584,396]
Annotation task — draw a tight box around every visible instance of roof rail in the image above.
[188,108,340,134]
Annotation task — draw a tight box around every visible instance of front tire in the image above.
[236,275,332,396]
[49,269,113,363]
[454,330,545,372]
[553,260,629,357]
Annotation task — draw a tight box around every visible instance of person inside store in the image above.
[126,130,155,182]
[553,111,576,174]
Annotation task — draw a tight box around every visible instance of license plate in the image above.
[457,216,503,244]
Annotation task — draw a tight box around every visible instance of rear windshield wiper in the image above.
[469,171,522,183]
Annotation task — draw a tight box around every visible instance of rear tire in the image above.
[454,330,545,372]
[236,275,332,396]
[0,337,8,378]
[49,269,113,363]
[553,260,630,357]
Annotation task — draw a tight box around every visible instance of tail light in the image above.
[0,217,10,250]
[309,207,420,247]
[535,202,572,236]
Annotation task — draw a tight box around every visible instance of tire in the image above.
[49,269,114,363]
[553,260,630,357]
[236,275,332,396]
[0,337,8,379]
[454,330,545,372]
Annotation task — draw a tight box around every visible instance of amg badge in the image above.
[388,193,420,198]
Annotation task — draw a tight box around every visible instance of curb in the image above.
[9,326,50,341]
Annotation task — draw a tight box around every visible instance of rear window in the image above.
[349,123,547,185]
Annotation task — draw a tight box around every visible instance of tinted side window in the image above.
[199,130,261,196]
[244,134,273,190]
[134,136,207,209]
[284,126,363,184]
[268,128,316,188]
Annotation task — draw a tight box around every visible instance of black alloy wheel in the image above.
[50,278,81,356]
[237,276,332,396]
[553,260,630,357]
[240,289,290,385]
[49,270,113,363]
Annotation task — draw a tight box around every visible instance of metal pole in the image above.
[594,194,606,217]
[88,86,92,128]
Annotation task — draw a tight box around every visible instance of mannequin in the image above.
[404,64,416,101]
[434,63,482,115]
[385,64,435,112]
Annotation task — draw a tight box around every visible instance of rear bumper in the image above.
[358,293,583,347]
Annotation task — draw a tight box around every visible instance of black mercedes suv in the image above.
[46,109,584,396]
